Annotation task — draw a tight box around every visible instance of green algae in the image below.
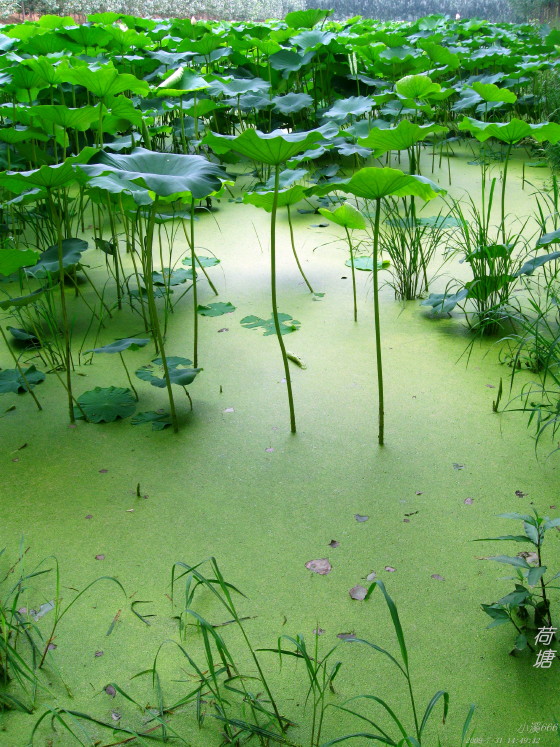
[1,150,560,746]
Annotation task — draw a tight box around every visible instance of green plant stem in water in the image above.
[287,205,314,293]
[344,226,358,322]
[144,201,179,433]
[372,198,385,446]
[271,166,297,434]
[46,188,74,424]
[190,197,198,368]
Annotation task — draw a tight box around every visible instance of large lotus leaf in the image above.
[211,77,269,96]
[358,120,447,155]
[418,41,459,69]
[0,365,45,394]
[314,167,445,202]
[323,96,374,123]
[514,252,560,277]
[0,248,39,276]
[241,313,300,336]
[28,105,101,132]
[336,142,372,158]
[261,168,308,191]
[395,74,441,99]
[60,25,113,49]
[105,133,143,152]
[470,82,517,104]
[272,93,313,115]
[285,8,331,28]
[78,148,228,199]
[182,99,225,118]
[86,172,152,206]
[0,149,97,194]
[202,125,336,166]
[292,29,335,50]
[318,203,366,230]
[88,338,150,354]
[74,386,136,423]
[177,34,225,56]
[244,185,308,212]
[59,63,149,100]
[268,50,315,76]
[26,238,87,278]
[459,117,560,145]
[0,127,49,144]
[224,93,272,112]
[378,46,420,63]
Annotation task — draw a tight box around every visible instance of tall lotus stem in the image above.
[344,226,358,322]
[190,196,198,367]
[501,142,513,245]
[271,166,296,434]
[46,188,74,423]
[372,198,385,446]
[287,205,314,293]
[144,201,179,433]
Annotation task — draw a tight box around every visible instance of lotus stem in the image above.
[344,226,358,322]
[372,198,385,446]
[287,205,314,293]
[271,166,296,434]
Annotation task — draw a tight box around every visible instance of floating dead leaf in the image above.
[305,558,332,575]
[94,651,104,658]
[485,384,496,388]
[328,540,339,548]
[313,627,325,635]
[111,712,121,722]
[431,574,445,581]
[85,514,93,519]
[403,518,410,523]
[218,328,229,333]
[384,566,396,572]
[515,490,528,498]
[349,585,367,601]
[48,642,57,650]
[99,469,108,474]
[223,407,235,413]
[265,447,274,453]
[550,505,557,510]
[464,498,474,505]
[11,458,19,462]
[518,551,538,564]
[105,685,116,698]
[415,491,423,495]
[337,632,356,640]
[366,572,377,581]
[95,554,105,561]
[30,601,54,621]
[452,463,465,470]
[354,514,369,523]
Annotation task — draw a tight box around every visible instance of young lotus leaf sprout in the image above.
[203,126,334,434]
[318,202,366,321]
[79,148,229,432]
[316,168,445,446]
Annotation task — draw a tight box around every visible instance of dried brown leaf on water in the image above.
[313,627,325,635]
[328,540,339,548]
[384,566,396,572]
[349,585,367,601]
[105,685,116,698]
[452,463,465,470]
[354,514,369,523]
[305,559,332,575]
[337,632,356,640]
[366,572,377,582]
[464,498,474,505]
[515,490,528,498]
[431,574,445,581]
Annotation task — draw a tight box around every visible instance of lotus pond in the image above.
[1,7,560,747]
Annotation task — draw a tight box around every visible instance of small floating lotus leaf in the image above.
[88,338,150,354]
[241,313,300,336]
[0,365,45,394]
[197,302,236,316]
[131,410,172,430]
[151,267,193,286]
[345,257,390,272]
[0,287,50,310]
[135,357,200,388]
[182,255,219,268]
[74,386,136,423]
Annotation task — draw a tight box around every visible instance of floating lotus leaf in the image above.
[0,287,49,310]
[87,338,150,354]
[241,313,300,336]
[182,255,219,268]
[131,410,172,430]
[74,386,136,423]
[135,357,201,388]
[197,302,236,316]
[0,365,45,394]
[358,120,447,156]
